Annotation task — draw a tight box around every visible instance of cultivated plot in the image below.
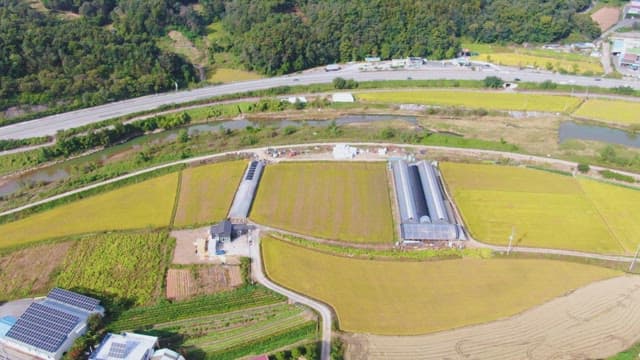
[173,161,246,227]
[441,162,640,254]
[0,173,179,248]
[357,90,582,112]
[262,236,618,335]
[0,242,72,301]
[251,162,395,244]
[109,286,316,360]
[350,275,640,360]
[56,232,173,306]
[573,99,640,126]
[579,179,640,255]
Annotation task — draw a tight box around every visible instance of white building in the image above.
[331,93,354,103]
[0,288,104,360]
[90,333,158,360]
[151,348,186,360]
[285,96,307,104]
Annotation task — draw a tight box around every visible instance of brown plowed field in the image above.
[591,7,620,31]
[166,265,242,300]
[0,242,72,301]
[347,275,640,360]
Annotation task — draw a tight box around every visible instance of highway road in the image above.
[2,63,640,140]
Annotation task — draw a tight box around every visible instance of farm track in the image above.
[349,275,640,360]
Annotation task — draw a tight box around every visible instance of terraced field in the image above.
[262,236,618,335]
[572,99,640,125]
[173,161,246,227]
[251,162,395,244]
[357,90,582,112]
[349,275,640,360]
[109,287,316,360]
[0,173,179,248]
[441,162,640,254]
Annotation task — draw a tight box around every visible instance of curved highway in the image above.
[1,63,639,140]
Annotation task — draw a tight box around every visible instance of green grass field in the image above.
[357,90,582,112]
[441,163,640,254]
[572,99,640,125]
[262,236,619,335]
[251,162,395,244]
[173,161,246,227]
[0,173,179,248]
[56,232,173,306]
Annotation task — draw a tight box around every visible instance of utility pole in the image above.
[629,243,640,272]
[507,226,515,255]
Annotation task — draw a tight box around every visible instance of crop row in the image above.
[186,308,309,350]
[187,321,317,360]
[153,303,292,332]
[108,286,284,331]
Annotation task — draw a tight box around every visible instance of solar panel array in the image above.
[245,161,258,180]
[107,341,128,358]
[5,303,80,353]
[48,288,100,311]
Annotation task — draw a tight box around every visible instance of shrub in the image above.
[577,163,590,173]
[483,76,504,88]
[540,80,557,90]
[600,169,635,183]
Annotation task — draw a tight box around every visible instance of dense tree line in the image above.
[0,0,194,112]
[224,0,600,75]
[1,0,601,114]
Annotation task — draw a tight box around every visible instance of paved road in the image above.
[249,229,332,360]
[5,141,640,217]
[2,63,640,140]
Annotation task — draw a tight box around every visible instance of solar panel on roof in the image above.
[245,161,258,180]
[48,288,99,311]
[6,320,67,353]
[21,303,79,334]
[108,342,128,358]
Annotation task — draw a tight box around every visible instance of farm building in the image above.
[210,219,232,243]
[207,220,251,256]
[228,160,265,221]
[629,0,640,16]
[90,332,184,360]
[390,160,465,243]
[0,288,104,360]
[331,93,355,103]
[284,96,307,104]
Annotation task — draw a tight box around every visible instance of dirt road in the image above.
[348,275,640,360]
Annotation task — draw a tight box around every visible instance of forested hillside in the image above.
[1,0,600,115]
[224,0,600,74]
[0,0,196,114]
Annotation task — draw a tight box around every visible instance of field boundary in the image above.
[169,170,183,228]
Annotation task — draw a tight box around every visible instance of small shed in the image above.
[331,93,354,103]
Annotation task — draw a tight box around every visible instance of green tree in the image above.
[483,76,504,88]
